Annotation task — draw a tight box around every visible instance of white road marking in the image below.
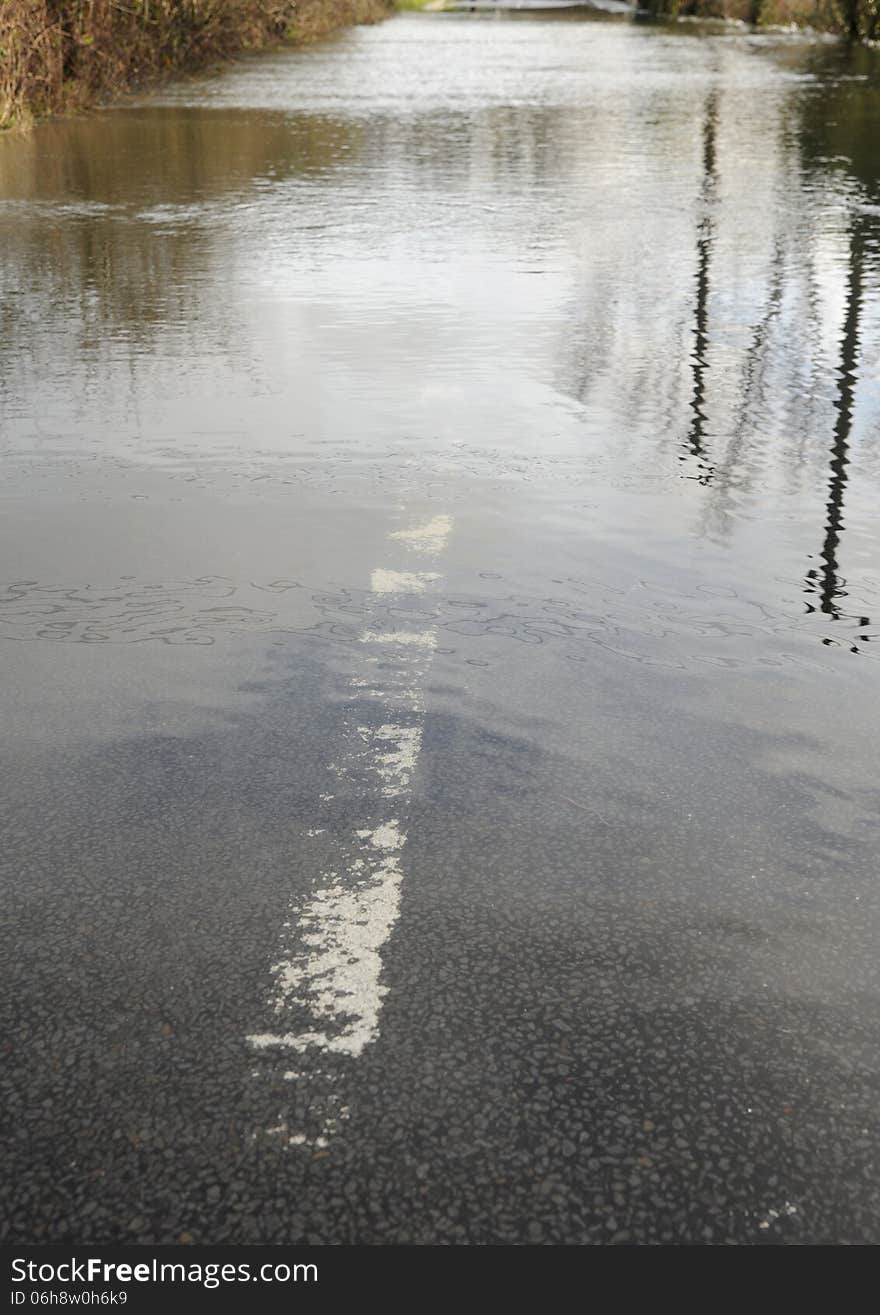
[370,568,439,594]
[360,629,438,649]
[390,514,453,555]
[247,513,452,1145]
[250,819,406,1058]
[358,723,422,796]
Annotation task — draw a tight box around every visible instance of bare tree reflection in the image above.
[680,89,718,486]
[804,221,872,651]
[698,236,787,540]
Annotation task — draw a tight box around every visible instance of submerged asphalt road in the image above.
[2,13,880,1243]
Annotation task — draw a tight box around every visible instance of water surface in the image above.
[1,12,879,1244]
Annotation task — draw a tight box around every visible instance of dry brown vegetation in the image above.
[0,0,391,129]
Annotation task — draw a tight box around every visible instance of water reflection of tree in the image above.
[680,89,718,486]
[0,107,363,348]
[696,239,787,539]
[804,221,872,651]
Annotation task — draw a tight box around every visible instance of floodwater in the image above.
[1,12,879,1244]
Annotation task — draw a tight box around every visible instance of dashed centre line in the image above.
[247,512,452,1143]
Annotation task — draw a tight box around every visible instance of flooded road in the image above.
[2,12,879,1244]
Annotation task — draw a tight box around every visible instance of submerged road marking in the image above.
[370,568,439,594]
[247,513,452,1144]
[250,819,406,1058]
[390,514,453,556]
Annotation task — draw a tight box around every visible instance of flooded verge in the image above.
[1,12,879,1244]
